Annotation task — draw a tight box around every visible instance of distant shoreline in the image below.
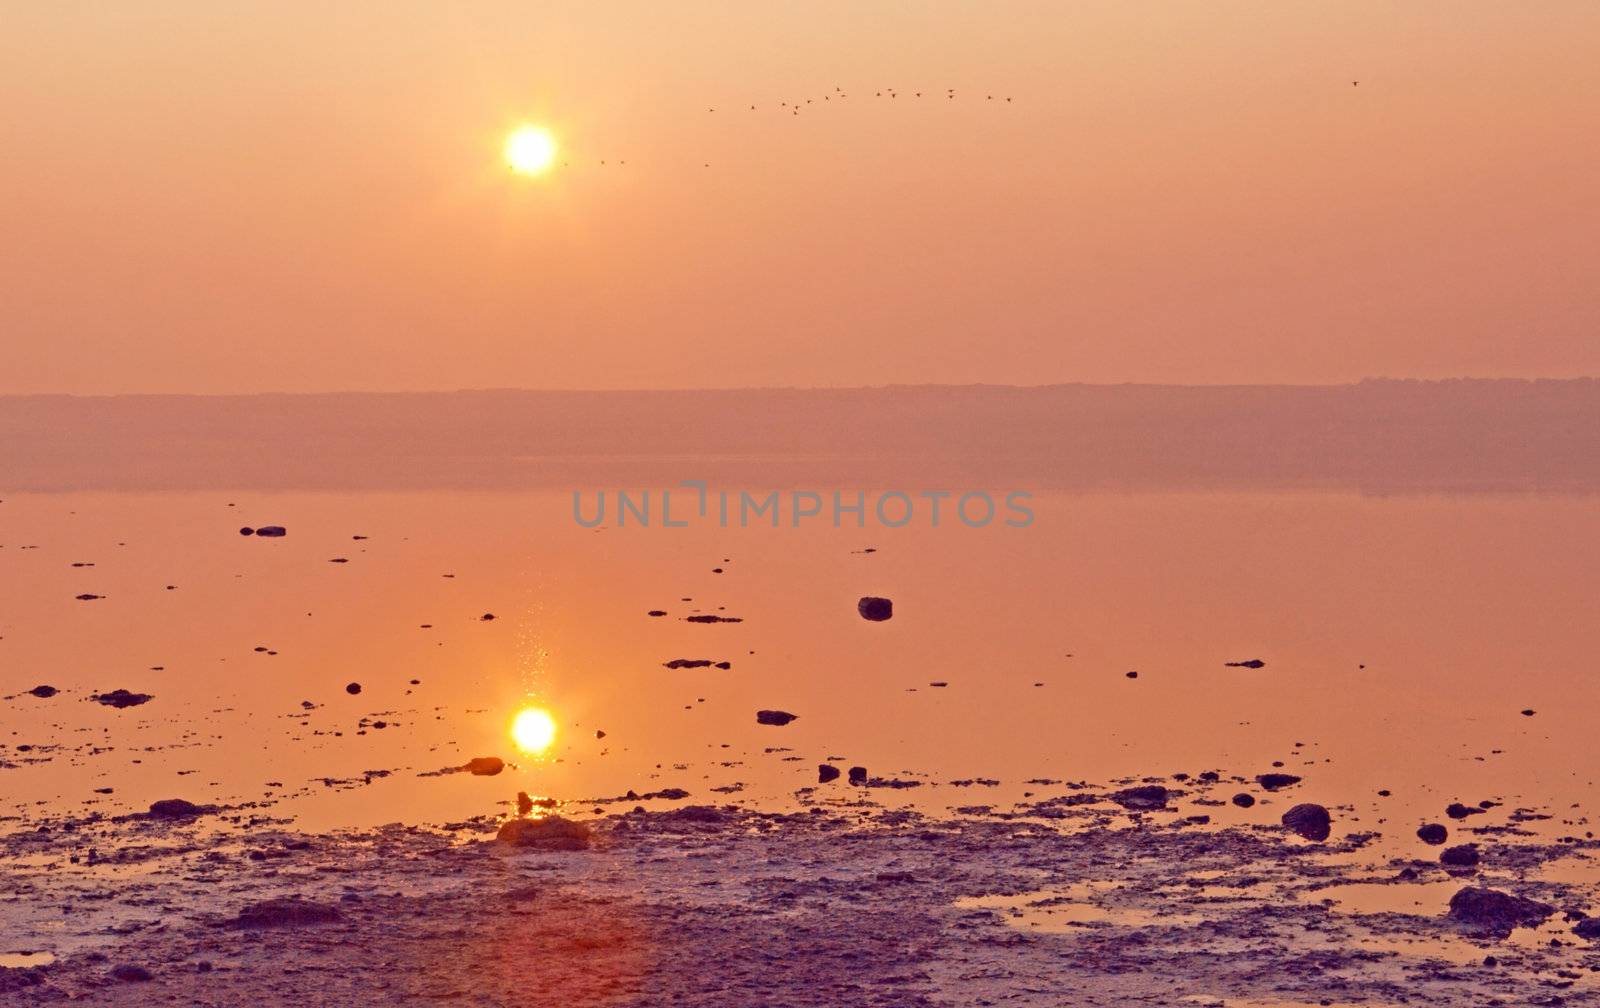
[4,380,1598,493]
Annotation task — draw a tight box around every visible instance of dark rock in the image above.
[848,766,868,785]
[227,897,343,929]
[857,596,893,621]
[684,614,742,623]
[1255,773,1302,791]
[254,526,287,537]
[1448,887,1554,937]
[76,593,104,601]
[1441,844,1481,867]
[1446,802,1484,819]
[1281,803,1331,841]
[345,682,361,695]
[516,792,534,816]
[663,659,718,669]
[1573,917,1600,941]
[1125,671,1138,679]
[27,685,58,698]
[595,729,606,739]
[1231,793,1255,808]
[465,756,504,776]
[110,965,153,982]
[1224,659,1266,668]
[497,815,592,850]
[91,689,153,708]
[818,764,841,784]
[1418,823,1449,845]
[1110,785,1169,811]
[239,527,255,536]
[147,798,209,820]
[480,613,496,621]
[654,805,730,826]
[756,710,798,726]
[647,610,667,617]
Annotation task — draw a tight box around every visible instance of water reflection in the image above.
[511,706,558,755]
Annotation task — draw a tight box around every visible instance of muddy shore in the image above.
[6,786,1600,1007]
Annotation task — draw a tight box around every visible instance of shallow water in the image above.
[3,488,1598,840]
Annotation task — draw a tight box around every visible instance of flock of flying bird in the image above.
[567,86,1016,170]
[561,79,1363,170]
[707,85,1014,115]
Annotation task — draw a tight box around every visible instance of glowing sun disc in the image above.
[504,126,557,175]
[511,707,557,754]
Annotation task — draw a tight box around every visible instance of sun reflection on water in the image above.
[510,706,557,755]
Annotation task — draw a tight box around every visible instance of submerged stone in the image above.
[1447,887,1553,937]
[857,596,893,621]
[497,815,592,851]
[1441,844,1481,867]
[227,897,343,929]
[1110,785,1169,811]
[147,798,209,820]
[92,689,153,708]
[1255,773,1302,791]
[1418,823,1449,845]
[1281,803,1331,841]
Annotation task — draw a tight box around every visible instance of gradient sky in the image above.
[3,2,1597,394]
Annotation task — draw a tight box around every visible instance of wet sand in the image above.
[5,791,1600,1006]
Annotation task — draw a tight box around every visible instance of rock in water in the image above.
[1110,785,1169,811]
[1224,659,1266,668]
[516,792,534,816]
[497,816,592,851]
[848,766,868,785]
[90,688,151,710]
[91,689,153,708]
[110,965,153,982]
[1231,793,1255,808]
[1574,917,1600,941]
[1446,802,1483,820]
[756,709,798,726]
[817,764,841,784]
[1254,773,1302,791]
[254,526,287,537]
[857,596,893,621]
[1417,823,1449,845]
[345,682,361,695]
[1441,844,1481,867]
[147,798,209,820]
[465,756,505,776]
[1281,803,1331,841]
[228,897,343,929]
[27,685,58,698]
[1448,887,1553,937]
[239,527,255,536]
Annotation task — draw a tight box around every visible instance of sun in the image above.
[504,125,558,175]
[510,706,558,754]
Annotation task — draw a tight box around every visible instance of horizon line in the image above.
[6,376,1600,399]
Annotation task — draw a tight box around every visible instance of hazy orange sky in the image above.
[3,2,1597,394]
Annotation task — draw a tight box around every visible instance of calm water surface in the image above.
[2,489,1597,839]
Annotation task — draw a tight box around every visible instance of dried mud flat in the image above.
[5,791,1600,1007]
